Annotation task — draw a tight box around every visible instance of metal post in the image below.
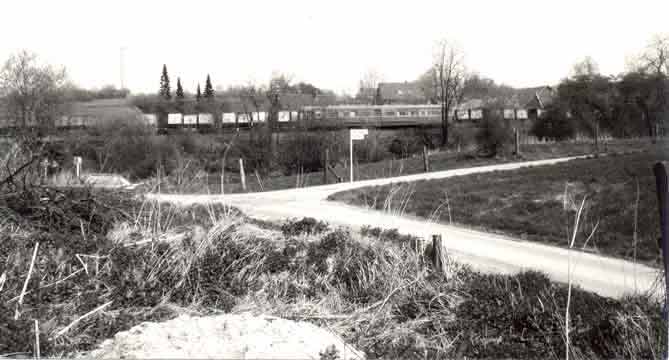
[653,161,669,359]
[239,158,247,191]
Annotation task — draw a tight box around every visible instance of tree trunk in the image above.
[440,104,448,147]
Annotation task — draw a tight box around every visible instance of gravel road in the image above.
[148,155,662,299]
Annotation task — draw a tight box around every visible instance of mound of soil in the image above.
[87,313,366,360]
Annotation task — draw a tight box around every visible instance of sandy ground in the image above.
[148,156,663,299]
[88,313,365,360]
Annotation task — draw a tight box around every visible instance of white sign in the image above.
[504,109,516,119]
[237,113,250,123]
[516,109,528,119]
[222,113,236,123]
[278,111,290,122]
[198,113,213,124]
[167,113,183,125]
[457,110,469,120]
[350,128,368,140]
[252,112,267,123]
[183,114,198,125]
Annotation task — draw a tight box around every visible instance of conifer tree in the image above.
[196,83,202,102]
[175,77,184,99]
[159,64,171,100]
[204,74,214,99]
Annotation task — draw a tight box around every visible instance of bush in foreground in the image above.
[0,189,664,360]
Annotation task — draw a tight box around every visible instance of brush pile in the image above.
[0,185,665,359]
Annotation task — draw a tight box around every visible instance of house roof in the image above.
[458,85,556,110]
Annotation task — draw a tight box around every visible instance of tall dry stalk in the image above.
[566,196,587,360]
[633,178,640,294]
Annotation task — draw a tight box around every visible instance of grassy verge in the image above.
[0,187,664,359]
[163,137,665,194]
[328,147,668,265]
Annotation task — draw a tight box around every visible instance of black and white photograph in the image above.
[1,1,669,358]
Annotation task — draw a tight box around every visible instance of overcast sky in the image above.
[1,0,667,95]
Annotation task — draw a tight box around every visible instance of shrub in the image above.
[279,132,326,175]
[281,217,329,237]
[475,113,511,156]
[531,105,576,141]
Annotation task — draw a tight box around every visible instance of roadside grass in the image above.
[329,148,669,265]
[181,137,665,194]
[1,185,664,359]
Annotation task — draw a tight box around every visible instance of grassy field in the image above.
[0,186,663,359]
[167,137,666,194]
[329,146,669,265]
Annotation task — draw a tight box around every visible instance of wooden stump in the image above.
[423,145,430,172]
[431,234,444,272]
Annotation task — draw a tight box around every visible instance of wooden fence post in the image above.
[653,161,669,358]
[431,234,444,272]
[221,158,225,194]
[594,122,600,156]
[74,156,82,178]
[41,159,48,181]
[423,145,430,172]
[514,129,520,156]
[323,148,329,185]
[239,158,247,191]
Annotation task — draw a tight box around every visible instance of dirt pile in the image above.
[88,313,365,360]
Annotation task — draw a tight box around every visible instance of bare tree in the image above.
[358,68,383,104]
[0,50,68,132]
[639,34,669,75]
[428,39,466,147]
[571,56,600,78]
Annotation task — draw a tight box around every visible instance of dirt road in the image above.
[148,155,662,299]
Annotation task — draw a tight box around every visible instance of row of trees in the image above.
[534,35,669,141]
[358,34,668,147]
[159,64,214,102]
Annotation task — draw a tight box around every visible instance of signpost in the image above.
[73,156,82,179]
[349,129,368,182]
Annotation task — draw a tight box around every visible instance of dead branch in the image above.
[14,242,40,320]
[54,300,113,338]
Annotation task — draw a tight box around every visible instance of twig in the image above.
[79,219,86,242]
[8,268,85,303]
[361,277,422,315]
[0,271,6,293]
[565,196,587,360]
[34,320,40,360]
[15,242,39,320]
[54,300,113,338]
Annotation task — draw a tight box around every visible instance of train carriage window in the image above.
[349,111,357,117]
[374,109,382,116]
[384,110,396,116]
[398,111,408,116]
[409,111,418,116]
[337,111,345,118]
